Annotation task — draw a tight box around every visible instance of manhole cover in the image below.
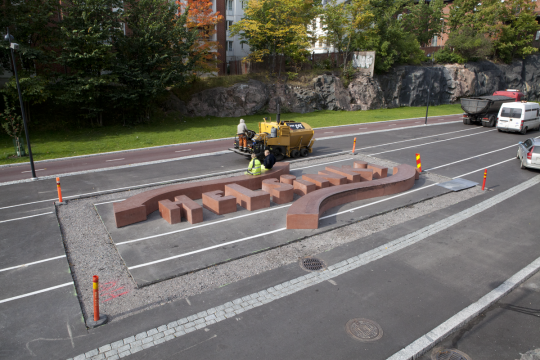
[431,349,472,360]
[345,318,383,342]
[300,257,324,271]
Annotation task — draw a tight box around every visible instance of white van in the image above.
[497,102,540,134]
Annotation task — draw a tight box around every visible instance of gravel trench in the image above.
[57,153,483,324]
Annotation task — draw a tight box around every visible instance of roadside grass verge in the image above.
[0,104,462,165]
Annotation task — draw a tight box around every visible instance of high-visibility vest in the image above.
[248,158,262,175]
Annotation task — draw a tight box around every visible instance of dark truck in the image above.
[461,90,524,127]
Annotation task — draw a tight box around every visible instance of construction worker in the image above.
[237,119,248,151]
[246,153,262,175]
[262,149,276,170]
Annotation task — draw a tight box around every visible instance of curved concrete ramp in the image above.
[286,164,418,229]
[114,163,290,228]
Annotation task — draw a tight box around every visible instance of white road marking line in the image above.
[0,282,73,304]
[387,255,540,360]
[105,158,125,162]
[117,205,292,245]
[453,158,514,178]
[0,255,66,273]
[0,212,53,224]
[72,175,540,360]
[369,129,496,156]
[423,144,516,172]
[175,149,191,153]
[94,199,125,206]
[294,158,352,170]
[38,190,58,194]
[21,169,45,173]
[128,228,286,269]
[324,132,334,134]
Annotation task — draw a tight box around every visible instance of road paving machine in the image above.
[229,109,315,161]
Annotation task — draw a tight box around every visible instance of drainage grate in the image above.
[431,349,472,360]
[300,257,324,271]
[345,318,383,342]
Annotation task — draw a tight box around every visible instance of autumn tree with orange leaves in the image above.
[177,0,223,74]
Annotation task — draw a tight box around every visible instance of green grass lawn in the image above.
[0,104,462,165]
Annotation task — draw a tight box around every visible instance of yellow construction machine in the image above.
[230,116,315,161]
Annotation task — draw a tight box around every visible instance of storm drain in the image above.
[345,318,383,342]
[300,257,325,271]
[431,349,472,360]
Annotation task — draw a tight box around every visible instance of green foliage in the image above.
[355,0,425,73]
[403,0,445,47]
[112,0,199,122]
[0,96,23,139]
[432,48,467,64]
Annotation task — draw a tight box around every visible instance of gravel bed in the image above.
[57,153,483,324]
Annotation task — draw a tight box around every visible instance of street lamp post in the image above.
[5,27,37,179]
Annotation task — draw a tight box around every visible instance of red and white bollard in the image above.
[482,169,487,190]
[87,275,108,328]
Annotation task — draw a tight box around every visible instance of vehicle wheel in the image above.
[272,148,284,161]
[521,126,527,135]
[300,148,309,157]
[498,129,502,132]
[463,118,470,125]
[489,115,497,127]
[290,149,300,158]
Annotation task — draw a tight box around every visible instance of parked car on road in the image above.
[497,102,540,134]
[517,138,540,170]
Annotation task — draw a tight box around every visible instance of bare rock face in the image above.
[186,79,268,117]
[179,54,540,117]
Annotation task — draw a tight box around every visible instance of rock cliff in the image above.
[167,54,540,117]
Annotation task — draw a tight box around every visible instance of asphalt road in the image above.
[1,117,539,360]
[0,114,461,183]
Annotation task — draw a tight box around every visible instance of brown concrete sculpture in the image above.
[262,179,294,204]
[202,190,237,215]
[113,162,290,227]
[158,196,203,225]
[286,164,419,230]
[224,184,270,211]
[280,175,296,185]
[293,179,317,196]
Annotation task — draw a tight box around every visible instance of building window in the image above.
[227,0,233,10]
[226,20,233,31]
[227,41,233,51]
[536,31,540,41]
[432,36,438,47]
[397,14,402,20]
[318,38,323,48]
[241,0,246,8]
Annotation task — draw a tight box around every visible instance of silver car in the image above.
[517,138,540,170]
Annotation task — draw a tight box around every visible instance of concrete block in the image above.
[224,184,270,211]
[202,190,237,215]
[262,178,294,204]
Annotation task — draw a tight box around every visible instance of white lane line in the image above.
[294,158,352,171]
[0,212,53,224]
[423,144,516,172]
[175,149,191,153]
[73,175,540,360]
[453,158,514,178]
[21,169,45,173]
[128,229,286,269]
[0,155,351,211]
[117,205,292,245]
[369,129,496,156]
[0,282,73,304]
[0,255,66,273]
[106,158,125,162]
[324,132,334,134]
[387,254,540,360]
[38,190,58,194]
[94,199,125,206]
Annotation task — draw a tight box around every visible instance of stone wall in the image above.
[166,54,540,117]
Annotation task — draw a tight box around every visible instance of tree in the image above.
[112,0,200,122]
[321,0,373,68]
[0,96,25,156]
[230,0,320,74]
[56,0,124,126]
[355,0,425,73]
[177,0,223,75]
[403,0,445,47]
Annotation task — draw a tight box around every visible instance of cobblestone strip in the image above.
[67,175,540,360]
